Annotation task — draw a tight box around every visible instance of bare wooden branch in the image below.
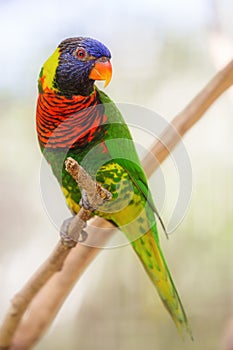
[0,159,112,350]
[1,59,233,350]
[65,157,112,207]
[11,217,115,350]
[62,158,112,243]
[142,59,233,177]
[0,242,72,350]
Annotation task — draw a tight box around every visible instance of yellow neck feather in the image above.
[39,47,60,92]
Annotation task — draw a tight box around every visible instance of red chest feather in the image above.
[36,89,107,149]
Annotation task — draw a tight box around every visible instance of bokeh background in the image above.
[1,0,233,349]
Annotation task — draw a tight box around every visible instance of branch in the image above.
[142,58,233,177]
[62,157,112,243]
[0,159,112,350]
[2,59,233,350]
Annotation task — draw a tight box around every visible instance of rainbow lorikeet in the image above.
[36,37,191,337]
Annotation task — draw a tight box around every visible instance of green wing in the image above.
[98,88,166,235]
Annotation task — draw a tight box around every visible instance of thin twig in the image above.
[65,157,112,204]
[2,59,233,350]
[0,159,112,350]
[62,158,112,243]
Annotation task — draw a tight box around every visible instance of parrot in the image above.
[36,37,192,337]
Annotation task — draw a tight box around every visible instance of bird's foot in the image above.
[60,216,88,245]
[60,216,74,239]
[79,189,97,211]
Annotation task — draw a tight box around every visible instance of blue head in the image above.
[53,37,112,97]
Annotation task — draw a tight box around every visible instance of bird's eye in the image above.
[76,48,87,60]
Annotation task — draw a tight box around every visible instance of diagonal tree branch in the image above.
[0,159,112,350]
[1,59,233,350]
[142,59,233,177]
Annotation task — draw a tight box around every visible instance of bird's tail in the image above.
[131,228,192,339]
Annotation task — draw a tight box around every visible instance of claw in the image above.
[60,216,88,245]
[80,189,97,210]
[60,217,74,237]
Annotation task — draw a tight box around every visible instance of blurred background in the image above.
[0,0,233,349]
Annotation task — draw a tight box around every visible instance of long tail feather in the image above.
[132,229,193,339]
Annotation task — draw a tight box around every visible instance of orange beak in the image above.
[89,58,112,87]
